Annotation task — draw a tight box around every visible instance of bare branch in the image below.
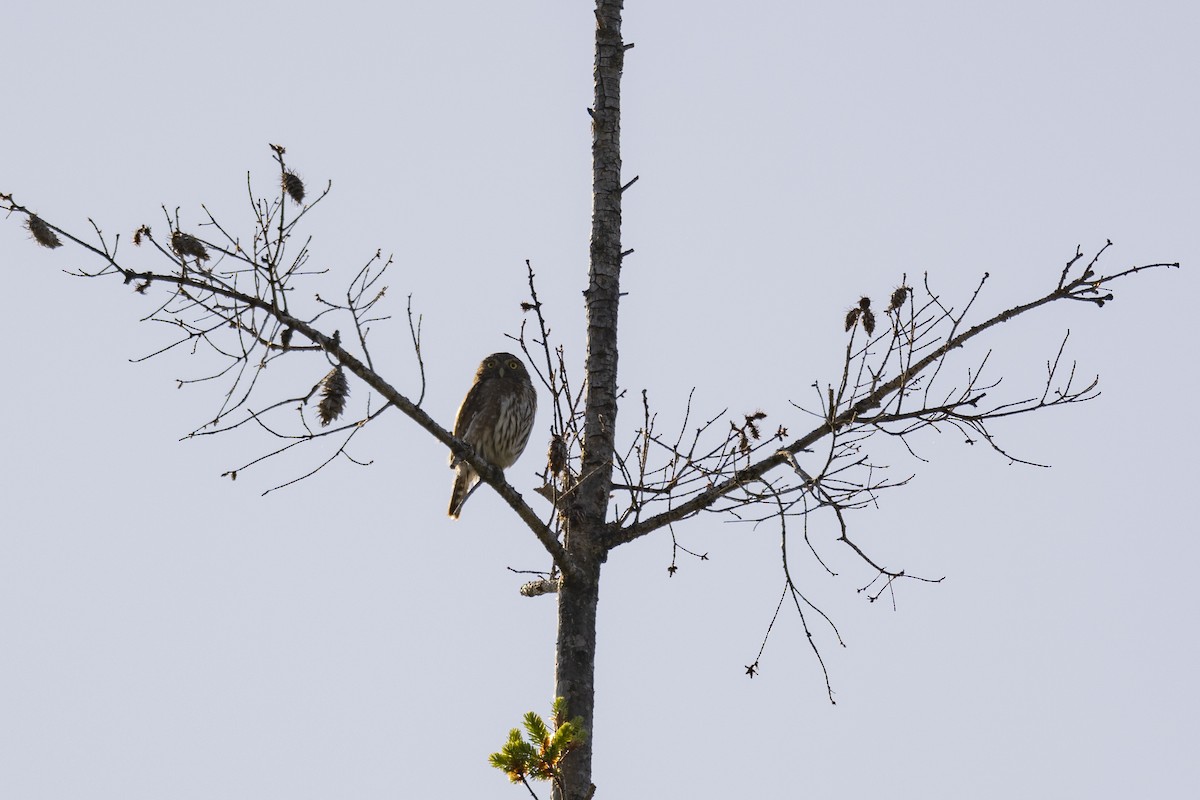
[2,158,570,576]
[608,247,1178,550]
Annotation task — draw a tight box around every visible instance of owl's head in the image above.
[476,352,529,381]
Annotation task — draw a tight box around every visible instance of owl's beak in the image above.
[498,364,507,378]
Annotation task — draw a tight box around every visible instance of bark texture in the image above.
[553,2,625,798]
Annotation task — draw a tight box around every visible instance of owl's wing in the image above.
[459,409,493,448]
[452,382,488,438]
[449,382,495,466]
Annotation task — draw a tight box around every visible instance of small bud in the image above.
[844,308,861,331]
[280,328,294,350]
[26,215,62,249]
[862,309,876,336]
[317,366,350,426]
[282,170,305,205]
[133,225,150,246]
[858,296,872,311]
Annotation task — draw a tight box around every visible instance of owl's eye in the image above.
[486,358,497,368]
[507,359,520,370]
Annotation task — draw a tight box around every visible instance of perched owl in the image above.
[448,352,538,518]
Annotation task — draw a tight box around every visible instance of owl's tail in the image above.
[448,465,477,519]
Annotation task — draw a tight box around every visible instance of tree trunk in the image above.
[553,555,602,800]
[553,2,625,798]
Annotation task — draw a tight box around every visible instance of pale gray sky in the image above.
[3,1,1197,798]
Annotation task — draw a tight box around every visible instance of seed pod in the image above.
[317,366,350,426]
[170,230,210,262]
[862,309,876,336]
[887,285,910,312]
[844,307,861,331]
[282,170,305,205]
[27,215,62,249]
[547,433,568,479]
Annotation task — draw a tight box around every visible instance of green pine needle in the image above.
[551,696,568,724]
[488,698,589,787]
[524,711,551,746]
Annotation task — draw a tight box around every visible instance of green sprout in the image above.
[489,698,588,798]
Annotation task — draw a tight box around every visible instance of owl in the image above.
[448,352,538,518]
